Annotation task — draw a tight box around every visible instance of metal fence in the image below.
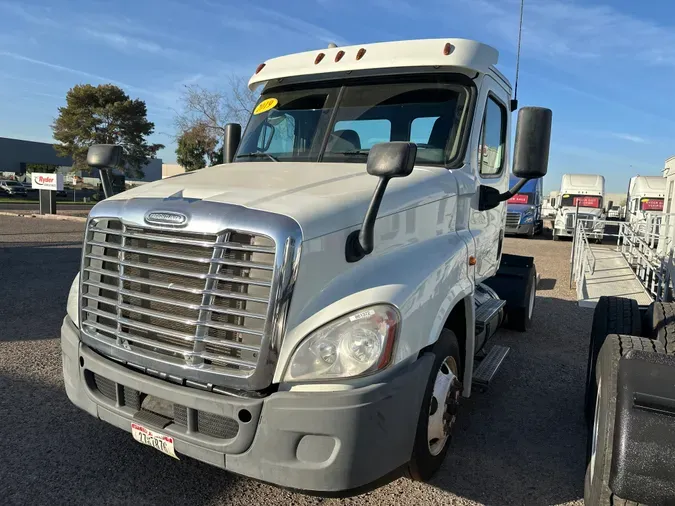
[570,215,675,303]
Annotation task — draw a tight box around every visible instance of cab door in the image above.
[467,76,510,282]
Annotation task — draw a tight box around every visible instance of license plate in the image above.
[131,422,179,459]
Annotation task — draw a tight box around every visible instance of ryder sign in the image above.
[32,173,64,191]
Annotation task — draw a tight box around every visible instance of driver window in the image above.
[478,96,506,177]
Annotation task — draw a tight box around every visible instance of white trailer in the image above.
[552,174,605,242]
[61,38,553,495]
[625,175,666,226]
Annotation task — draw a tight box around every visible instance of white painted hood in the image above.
[110,162,456,239]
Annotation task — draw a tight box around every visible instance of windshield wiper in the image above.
[330,149,370,157]
[237,152,279,162]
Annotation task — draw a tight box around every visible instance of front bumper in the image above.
[554,226,604,239]
[505,223,534,235]
[61,316,432,494]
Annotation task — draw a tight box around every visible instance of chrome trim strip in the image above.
[79,198,302,391]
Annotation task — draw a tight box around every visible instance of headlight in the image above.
[67,273,80,327]
[521,215,533,224]
[283,304,399,382]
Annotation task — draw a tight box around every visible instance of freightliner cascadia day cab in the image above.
[61,38,552,494]
[625,175,666,226]
[505,174,543,237]
[553,174,606,242]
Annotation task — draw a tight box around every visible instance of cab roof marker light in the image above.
[443,42,453,55]
[255,63,266,74]
[356,48,366,60]
[314,52,326,64]
[335,50,345,62]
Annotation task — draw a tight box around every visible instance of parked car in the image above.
[0,180,28,197]
[21,182,38,195]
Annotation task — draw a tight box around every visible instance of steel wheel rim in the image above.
[590,379,601,484]
[427,356,460,456]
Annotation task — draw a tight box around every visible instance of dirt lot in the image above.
[0,217,591,506]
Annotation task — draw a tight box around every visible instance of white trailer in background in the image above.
[625,175,666,226]
[552,174,605,242]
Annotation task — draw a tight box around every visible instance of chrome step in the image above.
[472,344,510,390]
[475,299,506,333]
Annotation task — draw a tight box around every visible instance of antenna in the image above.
[511,0,525,112]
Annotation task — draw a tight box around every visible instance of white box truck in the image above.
[552,174,606,242]
[625,175,666,226]
[61,38,552,494]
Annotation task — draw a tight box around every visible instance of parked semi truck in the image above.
[505,175,543,237]
[61,38,552,494]
[553,174,606,242]
[625,175,666,226]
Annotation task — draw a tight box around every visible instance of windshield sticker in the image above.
[641,199,664,211]
[254,98,278,115]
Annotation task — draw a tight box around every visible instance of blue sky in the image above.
[1,0,674,193]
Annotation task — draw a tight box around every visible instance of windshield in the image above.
[236,77,471,166]
[560,194,602,209]
[640,198,664,211]
[507,193,533,205]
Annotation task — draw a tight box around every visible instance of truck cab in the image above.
[625,175,666,226]
[553,174,605,242]
[505,175,543,237]
[61,38,551,494]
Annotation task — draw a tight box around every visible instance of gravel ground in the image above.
[0,216,592,506]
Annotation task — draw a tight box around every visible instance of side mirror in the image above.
[479,106,553,211]
[87,144,122,199]
[512,107,552,179]
[223,123,242,164]
[345,142,416,262]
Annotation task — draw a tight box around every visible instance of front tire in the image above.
[407,329,462,482]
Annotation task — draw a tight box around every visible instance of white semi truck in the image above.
[553,174,606,242]
[61,38,552,494]
[625,175,666,226]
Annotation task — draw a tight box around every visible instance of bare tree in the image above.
[174,74,259,141]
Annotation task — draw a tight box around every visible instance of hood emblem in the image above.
[145,211,188,227]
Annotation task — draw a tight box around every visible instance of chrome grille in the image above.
[566,213,594,230]
[506,212,521,227]
[80,218,276,381]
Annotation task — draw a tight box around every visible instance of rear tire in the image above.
[407,329,462,482]
[645,302,675,354]
[506,266,536,332]
[584,297,641,426]
[585,335,663,505]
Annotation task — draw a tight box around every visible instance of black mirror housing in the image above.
[87,144,122,170]
[512,107,552,179]
[346,142,417,262]
[223,123,242,164]
[366,142,417,178]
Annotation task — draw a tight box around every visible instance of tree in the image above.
[52,84,164,178]
[174,74,259,155]
[175,123,219,172]
[26,163,60,173]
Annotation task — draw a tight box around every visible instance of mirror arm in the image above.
[346,176,390,262]
[498,177,530,201]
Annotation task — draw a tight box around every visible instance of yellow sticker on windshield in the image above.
[563,194,570,198]
[641,198,649,202]
[254,98,278,115]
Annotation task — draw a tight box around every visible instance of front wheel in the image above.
[407,329,462,482]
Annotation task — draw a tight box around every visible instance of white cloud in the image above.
[459,0,675,69]
[609,133,649,144]
[0,1,57,27]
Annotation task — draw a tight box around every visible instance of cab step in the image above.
[472,344,510,391]
[475,299,506,334]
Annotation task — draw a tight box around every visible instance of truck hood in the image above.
[561,207,604,217]
[110,162,457,240]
